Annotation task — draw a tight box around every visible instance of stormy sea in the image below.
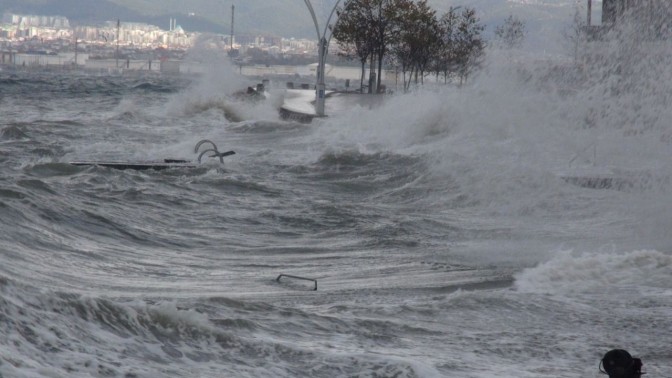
[1,45,672,377]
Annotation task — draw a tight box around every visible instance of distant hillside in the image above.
[105,0,320,37]
[0,0,236,34]
[0,0,581,52]
[0,0,134,23]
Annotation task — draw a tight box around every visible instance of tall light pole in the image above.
[116,19,120,69]
[302,0,345,117]
[231,4,235,52]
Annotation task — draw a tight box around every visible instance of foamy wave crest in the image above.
[159,46,286,123]
[514,249,672,295]
[0,278,437,378]
[1,124,30,140]
[0,281,222,376]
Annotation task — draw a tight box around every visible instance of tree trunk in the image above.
[375,3,384,94]
[377,47,384,93]
[405,67,414,92]
[368,54,376,94]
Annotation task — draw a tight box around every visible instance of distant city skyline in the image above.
[1,12,196,49]
[0,10,329,63]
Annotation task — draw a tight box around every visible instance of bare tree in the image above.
[562,5,587,63]
[333,2,375,92]
[433,7,459,84]
[454,7,486,86]
[333,0,411,93]
[369,0,412,93]
[390,0,440,91]
[494,15,526,49]
[335,1,485,90]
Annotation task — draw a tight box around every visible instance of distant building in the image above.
[586,0,671,39]
[2,13,70,28]
[601,0,662,24]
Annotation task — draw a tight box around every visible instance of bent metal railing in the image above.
[276,274,318,291]
[194,139,235,163]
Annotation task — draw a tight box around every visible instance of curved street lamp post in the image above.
[302,0,345,117]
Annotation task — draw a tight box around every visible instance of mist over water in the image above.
[1,16,672,377]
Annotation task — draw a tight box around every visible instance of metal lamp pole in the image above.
[302,0,345,117]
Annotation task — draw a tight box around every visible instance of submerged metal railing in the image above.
[276,274,318,291]
[194,139,235,163]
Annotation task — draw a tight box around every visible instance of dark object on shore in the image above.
[69,140,234,171]
[600,349,644,378]
[69,159,195,171]
[232,83,267,102]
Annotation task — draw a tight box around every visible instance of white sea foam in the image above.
[3,10,672,376]
[514,249,672,294]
